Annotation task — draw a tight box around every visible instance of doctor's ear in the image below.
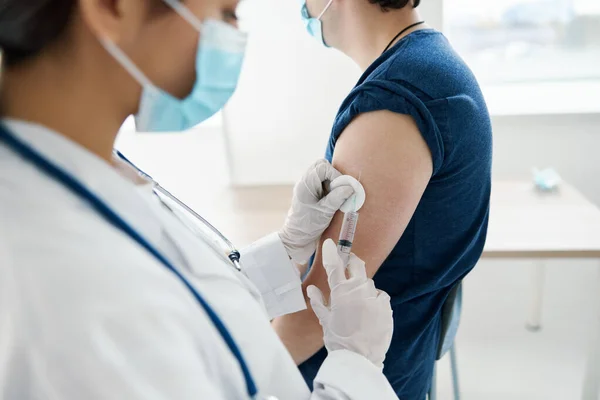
[79,0,169,46]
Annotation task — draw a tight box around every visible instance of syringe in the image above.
[337,211,359,265]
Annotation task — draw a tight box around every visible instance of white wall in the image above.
[418,0,443,30]
[224,0,360,186]
[492,113,600,205]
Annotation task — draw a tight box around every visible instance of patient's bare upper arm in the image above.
[303,110,433,293]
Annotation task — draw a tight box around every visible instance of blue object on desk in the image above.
[533,168,561,191]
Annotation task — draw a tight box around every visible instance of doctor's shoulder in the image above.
[0,187,230,398]
[0,143,212,325]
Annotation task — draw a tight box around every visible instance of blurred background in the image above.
[115,0,600,398]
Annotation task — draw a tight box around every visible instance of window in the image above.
[444,0,600,84]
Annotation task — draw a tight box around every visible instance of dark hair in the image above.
[368,0,421,11]
[0,0,76,67]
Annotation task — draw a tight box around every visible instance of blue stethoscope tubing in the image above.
[0,124,259,398]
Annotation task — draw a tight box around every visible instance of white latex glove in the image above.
[279,159,357,264]
[307,239,394,369]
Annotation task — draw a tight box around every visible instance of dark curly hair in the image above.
[369,0,421,11]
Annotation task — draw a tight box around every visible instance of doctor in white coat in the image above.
[0,0,397,399]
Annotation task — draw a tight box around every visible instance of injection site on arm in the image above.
[329,174,366,264]
[273,109,433,365]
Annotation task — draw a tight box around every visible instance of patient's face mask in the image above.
[102,0,247,132]
[301,0,334,47]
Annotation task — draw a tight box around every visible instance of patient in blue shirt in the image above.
[287,1,492,399]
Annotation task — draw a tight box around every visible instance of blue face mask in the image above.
[301,0,334,47]
[102,1,247,132]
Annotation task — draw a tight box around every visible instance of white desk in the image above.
[482,181,600,400]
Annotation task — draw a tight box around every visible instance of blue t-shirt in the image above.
[299,30,492,399]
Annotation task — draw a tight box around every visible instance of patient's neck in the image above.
[343,7,426,71]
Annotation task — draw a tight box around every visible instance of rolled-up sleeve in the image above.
[240,233,306,319]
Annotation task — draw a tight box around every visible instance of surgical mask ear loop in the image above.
[100,0,206,90]
[100,38,154,89]
[162,0,204,31]
[317,0,334,20]
[162,0,247,52]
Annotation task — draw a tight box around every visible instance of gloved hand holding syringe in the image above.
[307,174,393,371]
[328,174,366,264]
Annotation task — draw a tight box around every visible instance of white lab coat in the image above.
[0,120,398,400]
